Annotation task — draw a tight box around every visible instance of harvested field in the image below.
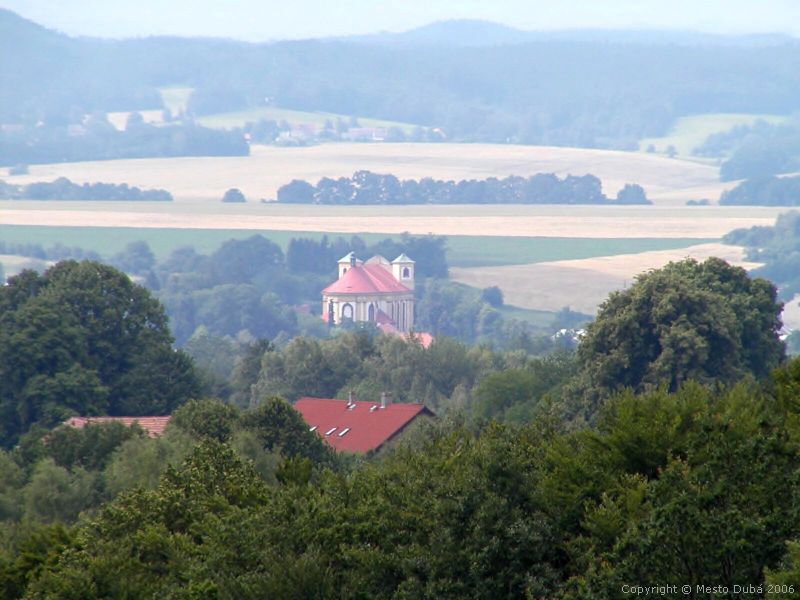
[7,143,733,206]
[0,204,781,240]
[451,243,761,315]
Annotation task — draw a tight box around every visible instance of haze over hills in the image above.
[3,8,800,150]
[338,19,799,47]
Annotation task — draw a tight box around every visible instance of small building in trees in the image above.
[295,395,433,453]
[321,252,416,333]
[62,416,171,438]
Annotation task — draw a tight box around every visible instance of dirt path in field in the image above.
[451,243,762,315]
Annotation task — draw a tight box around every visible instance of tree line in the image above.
[276,170,650,205]
[0,177,173,201]
[0,115,248,167]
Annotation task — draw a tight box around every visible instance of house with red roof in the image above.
[62,416,171,438]
[322,252,416,332]
[295,395,433,453]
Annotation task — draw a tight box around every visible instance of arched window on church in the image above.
[368,304,375,322]
[342,303,353,320]
[402,267,410,278]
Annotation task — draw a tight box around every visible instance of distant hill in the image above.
[3,9,800,152]
[337,19,798,47]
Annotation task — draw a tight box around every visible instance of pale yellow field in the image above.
[0,204,781,240]
[7,143,734,207]
[451,243,761,315]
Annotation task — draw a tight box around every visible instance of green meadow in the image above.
[0,224,713,267]
[638,112,786,158]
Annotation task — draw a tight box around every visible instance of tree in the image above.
[171,398,239,442]
[109,240,155,276]
[614,183,650,205]
[576,258,785,406]
[276,179,315,203]
[0,261,201,447]
[481,286,504,308]
[240,396,335,466]
[221,187,246,203]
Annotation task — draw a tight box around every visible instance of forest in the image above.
[0,255,797,598]
[4,9,800,149]
[719,175,800,206]
[276,171,649,205]
[0,116,248,166]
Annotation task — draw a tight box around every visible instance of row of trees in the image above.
[277,170,650,205]
[0,117,248,166]
[0,177,173,201]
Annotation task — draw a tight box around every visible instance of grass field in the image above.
[0,224,714,267]
[6,142,735,207]
[451,242,758,315]
[638,112,786,158]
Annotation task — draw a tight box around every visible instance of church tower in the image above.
[391,254,415,290]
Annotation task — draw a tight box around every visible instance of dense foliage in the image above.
[0,250,796,598]
[719,175,800,206]
[0,177,173,201]
[277,171,650,205]
[8,369,800,598]
[0,261,200,447]
[575,258,784,414]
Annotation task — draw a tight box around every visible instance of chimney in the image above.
[347,390,354,406]
[380,391,391,409]
[350,253,357,267]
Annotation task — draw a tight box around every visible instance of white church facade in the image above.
[321,252,415,333]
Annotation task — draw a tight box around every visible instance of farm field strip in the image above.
[0,206,779,240]
[6,142,732,206]
[451,243,759,315]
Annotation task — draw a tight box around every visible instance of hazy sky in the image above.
[4,0,799,40]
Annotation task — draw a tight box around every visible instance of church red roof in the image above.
[322,265,410,295]
[294,397,432,453]
[62,416,171,438]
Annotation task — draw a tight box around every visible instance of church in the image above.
[321,252,415,332]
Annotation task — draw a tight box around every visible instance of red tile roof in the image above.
[62,416,171,438]
[294,397,432,453]
[322,265,410,295]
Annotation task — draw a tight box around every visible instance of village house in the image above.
[62,416,171,438]
[295,394,433,453]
